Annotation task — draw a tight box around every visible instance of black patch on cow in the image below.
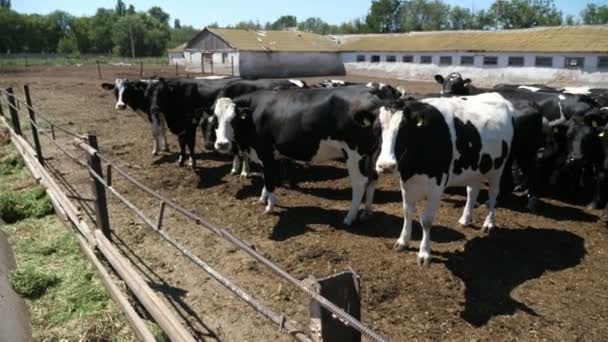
[452,118,482,174]
[494,140,509,170]
[479,154,493,174]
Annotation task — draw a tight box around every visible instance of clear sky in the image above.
[12,0,608,28]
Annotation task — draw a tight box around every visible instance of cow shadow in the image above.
[299,186,402,204]
[195,163,232,189]
[289,164,348,183]
[440,227,586,327]
[270,205,466,243]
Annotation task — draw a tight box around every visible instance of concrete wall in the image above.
[182,51,239,75]
[341,51,608,87]
[168,52,186,66]
[239,51,345,78]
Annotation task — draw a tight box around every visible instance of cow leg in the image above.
[394,180,416,252]
[259,157,277,214]
[518,152,540,212]
[482,172,502,233]
[343,153,367,226]
[360,180,377,221]
[160,115,169,152]
[187,127,196,168]
[150,115,161,156]
[230,154,241,175]
[177,134,187,166]
[458,184,480,227]
[418,187,442,266]
[240,154,250,178]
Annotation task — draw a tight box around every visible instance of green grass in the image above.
[0,55,169,68]
[0,142,136,341]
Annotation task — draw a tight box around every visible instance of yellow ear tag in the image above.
[417,117,424,127]
[553,127,559,134]
[363,118,371,127]
[592,121,598,128]
[599,132,605,138]
[240,112,247,119]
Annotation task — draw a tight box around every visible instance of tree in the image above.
[207,22,219,28]
[89,8,115,53]
[126,4,135,15]
[70,16,93,53]
[115,0,126,17]
[564,14,577,25]
[148,6,169,26]
[399,0,451,32]
[269,15,297,30]
[581,4,608,24]
[449,6,475,30]
[490,0,562,29]
[174,18,181,29]
[366,0,401,32]
[168,25,199,48]
[229,20,260,30]
[0,0,10,9]
[112,13,170,57]
[298,17,331,34]
[57,34,78,54]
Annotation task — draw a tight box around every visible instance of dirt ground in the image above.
[1,64,607,341]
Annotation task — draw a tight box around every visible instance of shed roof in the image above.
[336,25,608,53]
[205,28,339,52]
[168,43,187,52]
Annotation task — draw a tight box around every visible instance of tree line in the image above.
[1,0,607,56]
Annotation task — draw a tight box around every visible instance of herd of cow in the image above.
[100,72,608,265]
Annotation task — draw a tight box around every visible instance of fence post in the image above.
[96,60,102,79]
[87,132,112,241]
[231,56,234,76]
[201,55,205,74]
[305,269,361,342]
[175,62,178,76]
[139,61,143,77]
[5,88,22,136]
[0,95,4,118]
[23,85,44,166]
[210,58,214,74]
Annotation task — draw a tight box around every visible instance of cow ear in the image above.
[434,75,444,85]
[101,83,115,90]
[463,79,472,87]
[353,111,375,128]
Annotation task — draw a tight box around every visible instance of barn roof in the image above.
[205,28,339,52]
[168,43,187,52]
[336,25,608,53]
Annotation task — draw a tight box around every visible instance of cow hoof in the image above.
[587,202,600,210]
[230,169,238,175]
[240,171,250,179]
[392,242,407,252]
[417,253,431,267]
[458,217,472,227]
[358,209,373,221]
[263,207,273,215]
[152,150,159,156]
[481,223,495,234]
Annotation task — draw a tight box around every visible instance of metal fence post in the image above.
[97,60,102,79]
[87,132,112,241]
[139,61,143,77]
[23,85,44,166]
[306,269,362,342]
[231,56,234,76]
[201,55,205,74]
[175,62,179,76]
[210,58,214,74]
[6,88,22,136]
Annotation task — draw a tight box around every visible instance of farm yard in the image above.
[1,64,608,341]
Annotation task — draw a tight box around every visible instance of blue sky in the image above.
[13,0,608,28]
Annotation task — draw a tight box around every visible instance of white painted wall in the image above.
[168,52,186,66]
[341,51,608,86]
[182,51,240,75]
[239,51,344,78]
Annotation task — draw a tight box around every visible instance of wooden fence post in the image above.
[201,55,205,74]
[23,85,44,166]
[139,61,143,77]
[96,60,102,79]
[305,269,362,342]
[6,88,22,136]
[231,56,234,76]
[87,132,112,241]
[210,58,214,74]
[175,62,179,76]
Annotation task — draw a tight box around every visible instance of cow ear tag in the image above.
[553,127,559,134]
[362,118,371,127]
[240,112,247,120]
[416,116,424,127]
[592,121,598,128]
[599,131,605,138]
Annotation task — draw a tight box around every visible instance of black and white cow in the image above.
[374,93,515,265]
[313,80,359,88]
[213,84,400,225]
[101,78,168,155]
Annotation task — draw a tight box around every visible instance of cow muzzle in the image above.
[215,141,231,154]
[376,159,397,174]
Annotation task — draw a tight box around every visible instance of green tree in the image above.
[366,0,401,32]
[490,0,562,29]
[298,17,331,34]
[126,4,135,15]
[70,16,92,53]
[112,13,170,57]
[0,0,10,9]
[57,34,78,54]
[115,0,126,17]
[449,6,475,30]
[168,25,199,48]
[207,22,219,28]
[581,4,608,24]
[89,8,115,53]
[228,20,260,30]
[399,0,451,32]
[148,6,169,26]
[269,15,297,30]
[563,14,577,25]
[174,18,181,29]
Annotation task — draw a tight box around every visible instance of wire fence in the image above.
[0,85,389,342]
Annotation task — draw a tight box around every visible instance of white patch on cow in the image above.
[518,85,541,92]
[115,79,127,110]
[375,106,403,174]
[213,97,237,153]
[196,75,229,80]
[562,86,591,95]
[366,82,386,90]
[310,139,348,163]
[381,93,514,264]
[330,79,345,85]
[547,100,567,127]
[558,94,566,100]
[289,79,305,88]
[601,107,608,112]
[139,79,159,84]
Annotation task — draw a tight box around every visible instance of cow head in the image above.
[200,115,218,151]
[565,114,606,167]
[599,123,608,170]
[101,79,150,111]
[434,73,472,95]
[213,97,251,154]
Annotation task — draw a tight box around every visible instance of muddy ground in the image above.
[1,64,607,341]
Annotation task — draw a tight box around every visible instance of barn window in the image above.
[460,56,474,65]
[565,57,584,68]
[439,56,452,65]
[402,55,413,63]
[371,55,381,63]
[386,55,396,62]
[597,56,608,68]
[222,53,228,63]
[508,56,524,66]
[535,56,553,67]
[483,56,498,66]
[357,55,366,62]
[420,56,432,64]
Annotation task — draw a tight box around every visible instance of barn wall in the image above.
[182,51,240,75]
[239,52,345,78]
[341,51,608,86]
[168,52,186,66]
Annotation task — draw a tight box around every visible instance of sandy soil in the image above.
[1,65,607,341]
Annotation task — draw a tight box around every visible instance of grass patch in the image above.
[0,144,25,176]
[9,265,61,299]
[0,186,54,223]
